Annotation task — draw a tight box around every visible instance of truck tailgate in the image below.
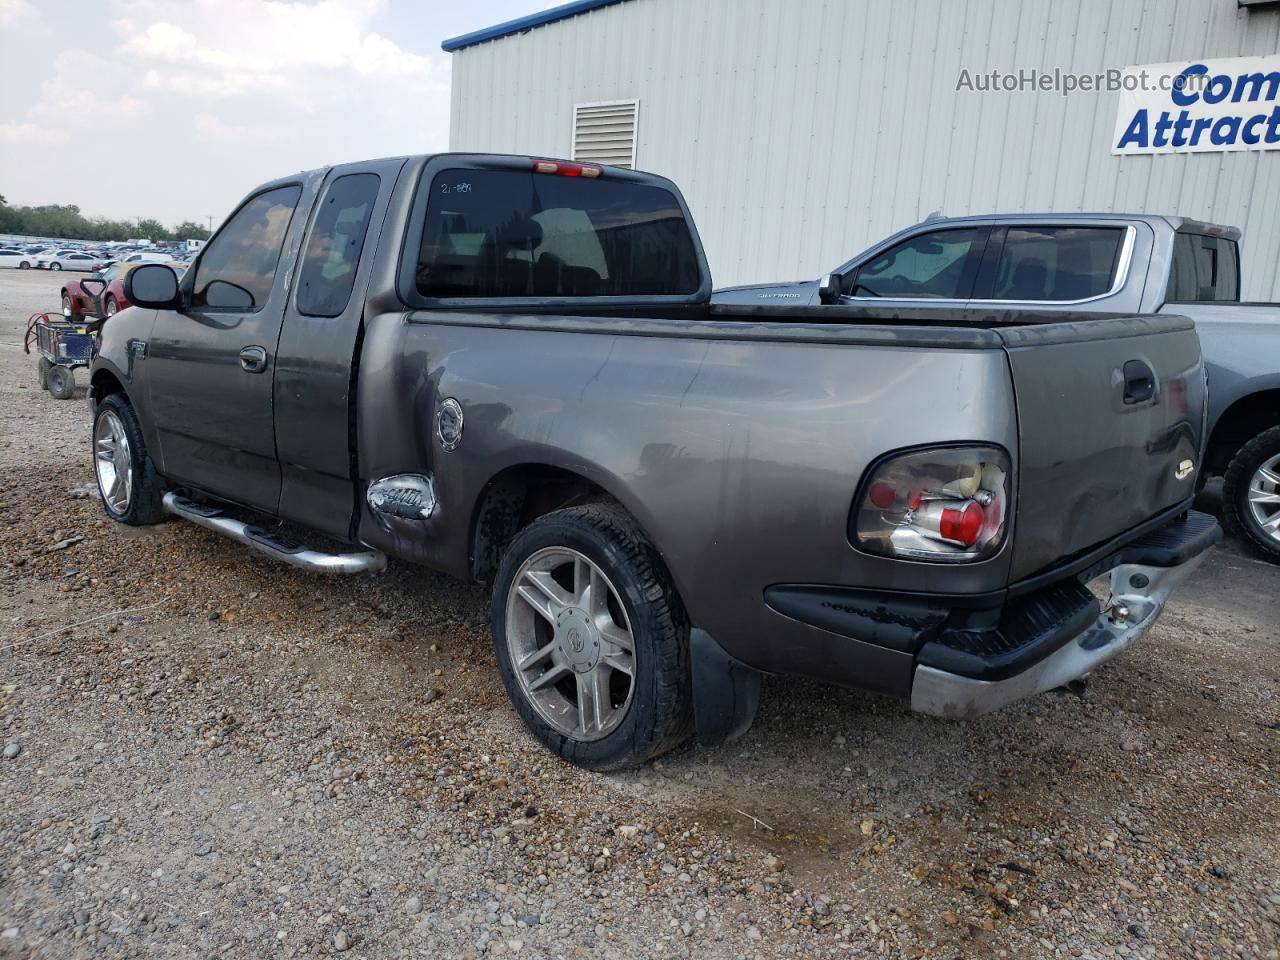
[1002,315,1205,581]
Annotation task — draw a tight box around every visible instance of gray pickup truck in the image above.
[89,156,1219,770]
[714,214,1280,562]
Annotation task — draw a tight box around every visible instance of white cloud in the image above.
[0,121,68,145]
[1,0,451,222]
[0,0,33,28]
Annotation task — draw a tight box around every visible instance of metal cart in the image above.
[24,312,97,400]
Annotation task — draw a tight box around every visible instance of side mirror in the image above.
[817,271,845,305]
[124,263,181,309]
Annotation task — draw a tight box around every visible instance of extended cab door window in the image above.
[413,168,701,299]
[296,173,380,317]
[988,226,1125,302]
[191,185,302,309]
[1166,233,1240,302]
[846,228,987,300]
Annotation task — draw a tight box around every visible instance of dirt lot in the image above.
[0,266,1277,960]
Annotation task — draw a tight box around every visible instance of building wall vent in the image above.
[572,100,639,168]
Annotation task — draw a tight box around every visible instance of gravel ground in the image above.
[1,267,1277,960]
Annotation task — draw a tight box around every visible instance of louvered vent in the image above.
[572,100,638,169]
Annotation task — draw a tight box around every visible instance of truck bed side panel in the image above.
[356,313,1018,687]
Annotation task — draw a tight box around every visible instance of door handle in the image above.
[239,345,268,373]
[1122,359,1156,404]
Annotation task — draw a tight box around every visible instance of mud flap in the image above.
[690,628,763,747]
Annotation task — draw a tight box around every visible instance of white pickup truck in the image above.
[714,214,1280,562]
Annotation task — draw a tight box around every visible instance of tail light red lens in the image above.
[852,446,1010,562]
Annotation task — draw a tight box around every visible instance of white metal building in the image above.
[446,0,1280,299]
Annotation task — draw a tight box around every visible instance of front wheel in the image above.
[93,394,165,525]
[18,261,30,270]
[105,295,119,317]
[61,292,81,322]
[490,504,692,770]
[50,262,62,271]
[1223,425,1280,563]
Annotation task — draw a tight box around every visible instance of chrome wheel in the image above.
[1247,453,1280,545]
[106,297,119,317]
[504,546,636,742]
[94,409,132,515]
[61,293,72,317]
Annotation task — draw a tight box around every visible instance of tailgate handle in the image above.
[1122,360,1156,404]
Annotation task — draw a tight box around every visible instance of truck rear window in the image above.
[1166,233,1240,302]
[415,168,700,299]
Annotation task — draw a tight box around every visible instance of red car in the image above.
[60,262,137,321]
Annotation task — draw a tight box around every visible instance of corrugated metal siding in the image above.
[449,0,1280,299]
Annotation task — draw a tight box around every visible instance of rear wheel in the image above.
[93,393,165,525]
[105,295,119,317]
[490,504,692,770]
[46,365,75,400]
[61,292,81,322]
[1223,425,1280,563]
[36,357,52,389]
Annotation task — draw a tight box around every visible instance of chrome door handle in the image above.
[239,345,268,373]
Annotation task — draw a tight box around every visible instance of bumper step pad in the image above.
[919,579,1099,682]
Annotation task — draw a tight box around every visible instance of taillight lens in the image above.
[852,446,1010,562]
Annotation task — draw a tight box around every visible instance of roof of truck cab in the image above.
[918,212,1239,237]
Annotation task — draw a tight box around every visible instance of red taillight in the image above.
[868,482,896,508]
[532,159,603,178]
[939,501,984,547]
[854,446,1010,563]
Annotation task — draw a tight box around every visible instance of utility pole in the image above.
[206,215,213,233]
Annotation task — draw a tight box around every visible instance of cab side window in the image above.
[847,228,987,299]
[991,227,1124,301]
[296,173,380,317]
[192,185,301,310]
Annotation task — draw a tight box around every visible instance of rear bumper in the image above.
[762,510,1220,718]
[911,510,1220,719]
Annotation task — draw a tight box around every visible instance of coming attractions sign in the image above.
[1112,55,1280,154]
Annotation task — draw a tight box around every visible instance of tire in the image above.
[50,262,62,271]
[92,394,165,525]
[19,261,30,270]
[490,503,692,771]
[1222,425,1280,564]
[46,365,75,400]
[36,357,51,390]
[61,292,81,322]
[105,295,119,317]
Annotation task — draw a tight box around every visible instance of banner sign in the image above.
[1112,56,1280,155]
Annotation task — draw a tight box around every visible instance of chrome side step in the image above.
[162,492,387,575]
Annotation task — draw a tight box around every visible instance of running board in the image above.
[162,492,387,575]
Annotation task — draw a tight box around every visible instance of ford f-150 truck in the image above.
[714,214,1280,562]
[90,155,1220,770]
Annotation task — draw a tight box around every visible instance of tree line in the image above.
[0,195,210,242]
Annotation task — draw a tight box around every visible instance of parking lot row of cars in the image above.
[0,240,196,273]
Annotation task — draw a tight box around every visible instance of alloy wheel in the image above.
[1247,453,1280,546]
[94,410,132,515]
[504,546,636,742]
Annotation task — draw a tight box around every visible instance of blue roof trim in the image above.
[442,0,629,51]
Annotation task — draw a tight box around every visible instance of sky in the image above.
[0,0,562,227]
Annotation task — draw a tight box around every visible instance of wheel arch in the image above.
[467,461,677,592]
[1205,388,1280,475]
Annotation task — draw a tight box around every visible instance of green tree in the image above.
[172,220,211,241]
